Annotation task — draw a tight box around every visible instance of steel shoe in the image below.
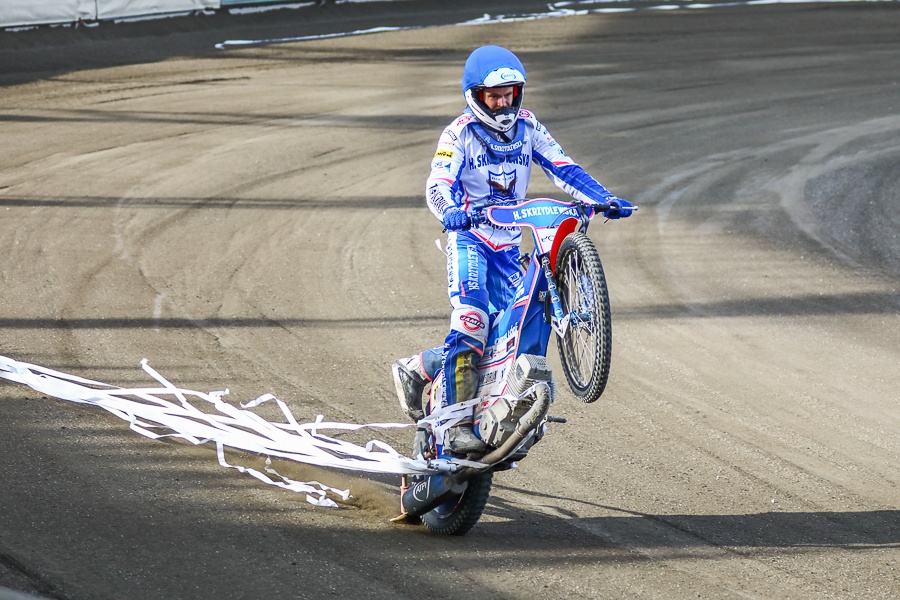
[391,359,426,422]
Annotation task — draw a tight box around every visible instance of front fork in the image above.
[540,254,569,337]
[540,203,594,338]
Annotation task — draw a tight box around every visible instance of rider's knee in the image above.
[449,305,488,347]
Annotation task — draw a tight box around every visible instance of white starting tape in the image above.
[0,354,438,507]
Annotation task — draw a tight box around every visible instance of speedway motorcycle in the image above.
[394,198,627,535]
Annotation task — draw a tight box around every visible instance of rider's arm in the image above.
[526,112,617,205]
[425,117,470,221]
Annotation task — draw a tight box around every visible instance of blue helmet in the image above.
[462,46,526,133]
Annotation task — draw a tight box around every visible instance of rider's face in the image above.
[482,86,516,110]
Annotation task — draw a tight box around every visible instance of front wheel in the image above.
[554,232,612,403]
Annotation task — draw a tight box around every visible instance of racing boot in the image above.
[443,351,488,454]
[391,356,427,422]
[447,419,488,455]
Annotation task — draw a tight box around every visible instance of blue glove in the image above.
[603,197,634,219]
[442,208,471,231]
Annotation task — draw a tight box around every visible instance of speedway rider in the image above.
[392,45,633,454]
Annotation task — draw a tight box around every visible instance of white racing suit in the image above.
[424,108,618,408]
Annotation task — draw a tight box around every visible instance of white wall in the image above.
[1,0,97,27]
[0,0,221,28]
[97,0,219,20]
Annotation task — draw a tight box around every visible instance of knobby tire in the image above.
[421,471,493,536]
[554,232,612,403]
[411,432,493,536]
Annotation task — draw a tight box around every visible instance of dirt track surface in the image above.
[1,2,898,599]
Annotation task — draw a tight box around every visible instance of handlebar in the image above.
[444,199,637,233]
[469,199,635,226]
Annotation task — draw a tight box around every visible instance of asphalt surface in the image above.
[1,2,898,599]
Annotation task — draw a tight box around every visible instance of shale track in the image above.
[1,2,898,598]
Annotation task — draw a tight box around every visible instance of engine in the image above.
[477,354,555,448]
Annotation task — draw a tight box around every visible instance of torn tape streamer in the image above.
[0,354,439,508]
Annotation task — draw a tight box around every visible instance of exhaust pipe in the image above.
[401,383,551,518]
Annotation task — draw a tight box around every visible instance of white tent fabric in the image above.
[1,0,96,27]
[97,0,219,20]
[1,0,219,27]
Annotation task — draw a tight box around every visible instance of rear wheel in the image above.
[411,431,493,536]
[421,471,493,536]
[554,232,612,403]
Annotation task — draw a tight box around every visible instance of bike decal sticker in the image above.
[486,199,581,254]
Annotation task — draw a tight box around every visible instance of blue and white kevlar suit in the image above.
[425,108,619,407]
